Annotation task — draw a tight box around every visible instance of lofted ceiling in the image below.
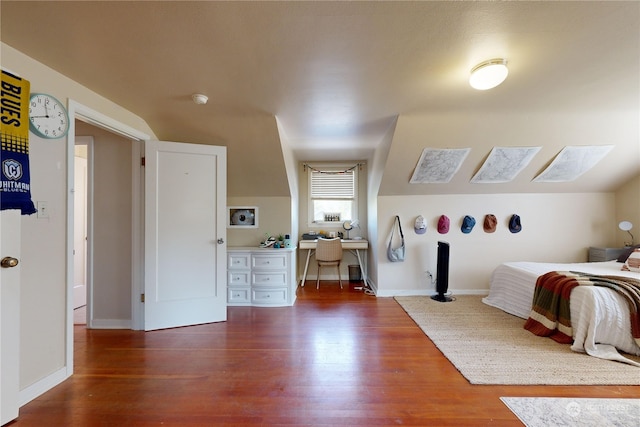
[2,1,639,197]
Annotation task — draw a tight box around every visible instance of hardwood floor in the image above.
[12,281,639,426]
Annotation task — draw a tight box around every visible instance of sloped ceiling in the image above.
[2,1,638,196]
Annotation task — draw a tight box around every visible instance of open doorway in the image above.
[73,121,136,330]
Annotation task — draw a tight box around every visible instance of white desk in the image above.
[299,239,369,287]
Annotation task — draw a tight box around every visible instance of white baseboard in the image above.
[375,288,489,297]
[89,318,132,329]
[20,366,68,407]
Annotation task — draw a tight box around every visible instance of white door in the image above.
[1,210,21,425]
[73,154,87,309]
[144,141,227,331]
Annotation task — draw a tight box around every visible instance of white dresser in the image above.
[227,247,297,306]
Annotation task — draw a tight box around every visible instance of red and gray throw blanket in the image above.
[524,271,640,345]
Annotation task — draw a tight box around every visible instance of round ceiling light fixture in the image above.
[192,93,209,105]
[469,58,509,90]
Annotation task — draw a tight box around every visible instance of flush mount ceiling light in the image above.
[192,93,208,105]
[469,58,508,90]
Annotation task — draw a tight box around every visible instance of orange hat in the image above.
[483,214,497,233]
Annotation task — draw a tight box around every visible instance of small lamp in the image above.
[618,221,634,246]
[469,59,509,90]
[342,219,360,239]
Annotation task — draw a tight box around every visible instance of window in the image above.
[308,164,358,225]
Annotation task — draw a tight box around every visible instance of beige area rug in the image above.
[394,295,640,385]
[501,397,640,427]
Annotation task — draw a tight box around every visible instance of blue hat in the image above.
[509,214,522,233]
[461,215,476,234]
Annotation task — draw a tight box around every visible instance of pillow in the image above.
[622,248,640,272]
[616,244,640,262]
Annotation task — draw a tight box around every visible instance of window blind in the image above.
[310,170,355,199]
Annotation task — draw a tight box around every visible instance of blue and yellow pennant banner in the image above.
[1,69,36,215]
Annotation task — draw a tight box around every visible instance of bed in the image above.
[482,259,640,366]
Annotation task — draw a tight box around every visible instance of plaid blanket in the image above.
[524,271,640,346]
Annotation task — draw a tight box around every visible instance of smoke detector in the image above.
[192,94,208,105]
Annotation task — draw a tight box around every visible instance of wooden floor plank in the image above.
[11,281,640,426]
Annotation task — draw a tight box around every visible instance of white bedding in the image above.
[482,260,640,363]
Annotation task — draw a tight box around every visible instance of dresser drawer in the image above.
[252,271,287,287]
[228,271,250,286]
[252,254,287,270]
[228,287,251,304]
[228,253,251,269]
[252,288,288,305]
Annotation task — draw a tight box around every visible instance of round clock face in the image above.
[29,93,70,139]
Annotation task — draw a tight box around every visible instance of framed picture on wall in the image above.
[228,206,258,228]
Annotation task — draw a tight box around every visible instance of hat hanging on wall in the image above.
[414,215,427,234]
[509,214,522,233]
[461,215,476,234]
[483,214,497,233]
[437,215,450,234]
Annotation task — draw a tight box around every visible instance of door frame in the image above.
[65,100,150,373]
[73,137,92,322]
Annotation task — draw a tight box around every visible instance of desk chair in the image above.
[316,238,343,289]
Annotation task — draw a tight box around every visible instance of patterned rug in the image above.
[501,397,640,427]
[394,295,640,385]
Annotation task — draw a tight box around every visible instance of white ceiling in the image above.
[2,1,639,196]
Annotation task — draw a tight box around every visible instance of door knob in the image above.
[217,238,224,244]
[1,257,19,268]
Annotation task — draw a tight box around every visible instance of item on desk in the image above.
[343,219,360,239]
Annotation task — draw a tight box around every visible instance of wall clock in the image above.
[29,93,70,139]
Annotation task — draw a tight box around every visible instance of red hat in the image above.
[437,215,450,234]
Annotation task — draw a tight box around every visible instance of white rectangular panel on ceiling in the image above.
[533,145,614,182]
[410,148,470,184]
[471,146,541,184]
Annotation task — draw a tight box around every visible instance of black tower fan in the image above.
[431,241,452,302]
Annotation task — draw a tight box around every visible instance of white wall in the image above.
[3,43,156,401]
[615,174,640,247]
[366,118,397,290]
[19,136,67,389]
[227,196,292,247]
[374,192,616,296]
